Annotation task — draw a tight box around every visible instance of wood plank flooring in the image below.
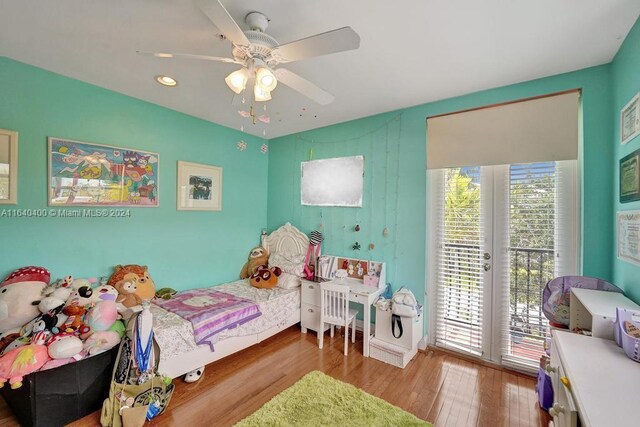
[0,326,551,426]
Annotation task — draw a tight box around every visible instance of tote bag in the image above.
[100,336,174,427]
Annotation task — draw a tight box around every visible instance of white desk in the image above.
[300,278,385,357]
[551,330,640,426]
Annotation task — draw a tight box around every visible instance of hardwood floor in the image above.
[1,326,551,426]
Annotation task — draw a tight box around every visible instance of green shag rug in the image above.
[235,371,431,426]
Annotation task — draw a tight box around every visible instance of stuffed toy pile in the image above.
[0,264,155,389]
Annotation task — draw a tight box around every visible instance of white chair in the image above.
[319,282,358,356]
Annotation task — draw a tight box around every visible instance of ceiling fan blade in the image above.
[137,51,243,64]
[274,68,335,105]
[194,0,250,47]
[271,27,360,63]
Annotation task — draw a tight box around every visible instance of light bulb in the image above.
[254,83,272,102]
[225,68,249,94]
[255,67,277,91]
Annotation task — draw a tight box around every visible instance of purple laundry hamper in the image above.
[542,276,622,328]
[614,307,640,363]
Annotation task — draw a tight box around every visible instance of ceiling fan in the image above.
[138,0,360,105]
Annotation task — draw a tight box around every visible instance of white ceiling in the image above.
[1,0,639,139]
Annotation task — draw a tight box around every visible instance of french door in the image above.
[428,161,578,371]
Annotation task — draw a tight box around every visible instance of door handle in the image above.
[483,252,491,260]
[483,263,491,271]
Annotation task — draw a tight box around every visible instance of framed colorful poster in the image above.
[48,137,159,207]
[618,211,640,267]
[177,161,222,211]
[621,92,640,145]
[620,147,640,203]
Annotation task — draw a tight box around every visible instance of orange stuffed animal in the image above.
[107,265,155,301]
[250,265,282,289]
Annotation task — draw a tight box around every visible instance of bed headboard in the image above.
[263,223,309,256]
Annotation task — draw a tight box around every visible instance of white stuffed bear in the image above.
[0,267,50,338]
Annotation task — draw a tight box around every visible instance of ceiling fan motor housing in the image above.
[232,30,278,62]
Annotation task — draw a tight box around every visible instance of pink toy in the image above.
[85,300,117,332]
[0,331,50,389]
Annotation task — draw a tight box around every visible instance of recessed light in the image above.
[155,75,178,87]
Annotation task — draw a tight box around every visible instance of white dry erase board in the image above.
[301,155,364,207]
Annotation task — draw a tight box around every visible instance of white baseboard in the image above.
[418,334,428,351]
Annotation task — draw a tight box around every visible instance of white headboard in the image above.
[263,223,309,256]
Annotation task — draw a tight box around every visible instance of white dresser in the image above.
[300,279,329,335]
[548,330,640,427]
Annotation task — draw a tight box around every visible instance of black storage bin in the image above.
[1,348,117,427]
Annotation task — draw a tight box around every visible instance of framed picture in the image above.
[621,92,640,145]
[620,147,640,203]
[0,128,18,205]
[177,161,222,211]
[48,137,159,207]
[617,211,640,267]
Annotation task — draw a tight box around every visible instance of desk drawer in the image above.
[551,366,579,427]
[302,282,320,305]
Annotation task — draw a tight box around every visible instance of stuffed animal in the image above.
[0,333,19,354]
[83,330,120,356]
[47,333,83,359]
[114,273,143,308]
[43,275,74,301]
[0,331,50,389]
[155,288,177,300]
[107,265,156,301]
[240,246,270,279]
[1,336,30,356]
[61,302,89,334]
[89,284,119,304]
[66,285,94,308]
[85,300,117,332]
[0,267,50,338]
[250,265,282,289]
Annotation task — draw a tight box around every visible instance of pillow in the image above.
[277,272,301,290]
[269,252,306,277]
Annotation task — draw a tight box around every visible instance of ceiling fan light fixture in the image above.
[225,68,249,94]
[256,67,277,92]
[254,83,272,102]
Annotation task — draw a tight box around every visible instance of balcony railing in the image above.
[440,243,554,362]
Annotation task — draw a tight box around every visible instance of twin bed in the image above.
[151,223,309,379]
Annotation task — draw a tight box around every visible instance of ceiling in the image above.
[1,1,639,139]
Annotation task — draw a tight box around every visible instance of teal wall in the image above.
[612,18,640,302]
[0,57,268,290]
[267,65,614,313]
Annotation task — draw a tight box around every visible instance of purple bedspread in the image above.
[154,288,261,350]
